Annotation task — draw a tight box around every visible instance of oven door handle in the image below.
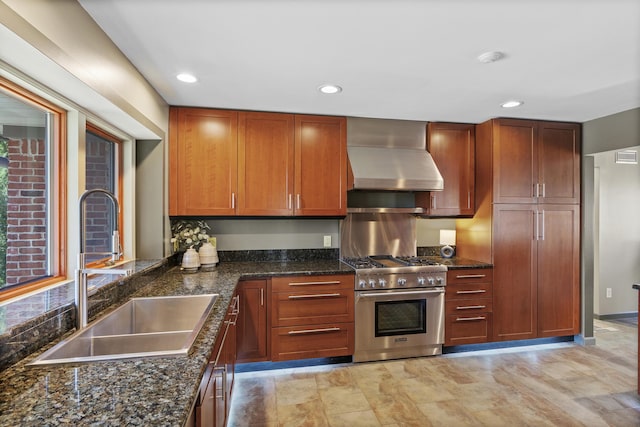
[358,288,444,298]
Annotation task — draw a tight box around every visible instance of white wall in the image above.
[593,147,640,316]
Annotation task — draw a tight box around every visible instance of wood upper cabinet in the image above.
[492,204,580,341]
[170,108,347,217]
[294,115,347,216]
[418,122,475,216]
[238,112,295,215]
[169,108,238,216]
[492,119,580,204]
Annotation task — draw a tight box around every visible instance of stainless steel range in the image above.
[343,255,447,362]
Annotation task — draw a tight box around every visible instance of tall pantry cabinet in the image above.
[457,118,581,341]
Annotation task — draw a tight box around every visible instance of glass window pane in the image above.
[83,130,118,264]
[0,93,50,288]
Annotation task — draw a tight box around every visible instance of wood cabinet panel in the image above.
[445,268,493,346]
[271,322,354,361]
[538,122,581,204]
[445,313,492,346]
[272,290,353,327]
[271,274,353,293]
[271,274,354,361]
[492,204,538,341]
[493,119,538,204]
[536,204,580,337]
[169,108,238,215]
[420,122,475,216]
[294,115,347,216]
[238,112,294,215]
[237,280,269,362]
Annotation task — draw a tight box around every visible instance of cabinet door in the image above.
[294,115,347,216]
[238,112,294,215]
[538,122,581,204]
[537,204,580,337]
[170,108,238,216]
[493,119,538,204]
[424,122,475,216]
[492,204,538,341]
[237,280,269,362]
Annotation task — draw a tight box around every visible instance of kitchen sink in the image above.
[28,294,219,366]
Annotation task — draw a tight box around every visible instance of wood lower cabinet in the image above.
[236,280,269,362]
[445,268,493,346]
[270,274,354,361]
[492,204,580,341]
[196,294,239,427]
[417,122,475,217]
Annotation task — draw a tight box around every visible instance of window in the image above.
[83,126,123,265]
[0,77,66,299]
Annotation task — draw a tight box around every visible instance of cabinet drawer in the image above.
[271,274,354,293]
[272,289,354,327]
[271,322,354,361]
[445,313,492,346]
[446,282,493,300]
[446,298,492,315]
[447,269,493,285]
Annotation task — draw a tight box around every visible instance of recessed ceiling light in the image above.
[501,100,524,108]
[176,73,197,83]
[477,51,505,63]
[318,84,342,94]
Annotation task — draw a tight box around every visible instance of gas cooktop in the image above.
[341,255,446,272]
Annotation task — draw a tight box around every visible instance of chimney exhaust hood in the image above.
[347,117,444,192]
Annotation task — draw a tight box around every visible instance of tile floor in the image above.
[228,319,640,426]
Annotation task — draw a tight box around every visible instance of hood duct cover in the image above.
[347,117,444,191]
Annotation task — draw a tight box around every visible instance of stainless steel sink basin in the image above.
[29,294,218,366]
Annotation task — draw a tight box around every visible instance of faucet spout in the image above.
[76,188,126,331]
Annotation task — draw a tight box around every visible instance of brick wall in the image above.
[5,137,47,285]
[84,133,114,262]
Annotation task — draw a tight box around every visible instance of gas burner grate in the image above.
[341,257,384,269]
[396,256,441,267]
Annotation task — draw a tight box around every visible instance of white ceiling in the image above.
[76,0,639,124]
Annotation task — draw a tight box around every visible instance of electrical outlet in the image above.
[323,235,331,248]
[606,288,612,298]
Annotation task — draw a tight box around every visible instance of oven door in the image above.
[354,287,444,362]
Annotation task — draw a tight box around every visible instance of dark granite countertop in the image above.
[633,284,640,290]
[0,259,352,427]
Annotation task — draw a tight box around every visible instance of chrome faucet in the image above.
[75,189,132,330]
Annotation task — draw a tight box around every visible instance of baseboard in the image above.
[574,334,596,346]
[594,312,638,320]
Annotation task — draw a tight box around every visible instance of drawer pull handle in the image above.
[288,293,341,300]
[288,281,341,286]
[288,327,341,335]
[455,316,486,322]
[455,274,486,279]
[456,290,486,294]
[456,305,486,310]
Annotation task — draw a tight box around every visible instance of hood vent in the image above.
[347,117,444,192]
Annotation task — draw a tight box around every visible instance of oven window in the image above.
[375,299,426,337]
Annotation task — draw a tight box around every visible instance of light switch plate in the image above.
[323,235,331,247]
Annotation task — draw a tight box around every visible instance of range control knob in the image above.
[358,279,367,289]
[428,277,435,286]
[436,277,444,285]
[378,278,387,288]
[398,278,407,286]
[369,279,377,288]
[417,277,426,286]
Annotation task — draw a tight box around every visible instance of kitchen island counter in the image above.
[0,259,353,426]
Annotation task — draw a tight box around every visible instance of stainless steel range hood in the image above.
[347,117,444,192]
